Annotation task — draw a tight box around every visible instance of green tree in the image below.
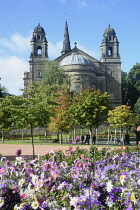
[0,97,14,142]
[133,98,140,131]
[41,60,69,87]
[12,85,56,158]
[49,87,74,144]
[70,87,111,144]
[107,105,136,141]
[0,86,10,98]
[121,71,128,105]
[126,63,140,109]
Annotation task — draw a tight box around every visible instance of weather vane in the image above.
[65,12,67,21]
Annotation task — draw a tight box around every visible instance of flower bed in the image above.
[0,146,140,209]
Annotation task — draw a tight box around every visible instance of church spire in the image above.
[61,20,71,55]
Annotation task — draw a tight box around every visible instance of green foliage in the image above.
[108,105,136,132]
[41,60,69,87]
[125,63,140,108]
[121,71,128,105]
[0,97,14,132]
[0,86,9,98]
[49,88,73,133]
[39,145,140,168]
[133,97,140,130]
[70,87,111,129]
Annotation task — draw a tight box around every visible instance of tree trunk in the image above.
[60,132,63,144]
[89,128,92,145]
[22,128,24,141]
[31,126,35,159]
[2,130,4,143]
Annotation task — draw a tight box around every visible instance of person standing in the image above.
[81,135,85,144]
[92,135,96,145]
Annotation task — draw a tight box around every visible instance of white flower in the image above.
[16,157,23,163]
[84,188,91,196]
[70,196,78,206]
[1,157,7,162]
[106,180,113,192]
[35,186,42,192]
[27,183,32,190]
[106,196,113,207]
[0,197,4,207]
[31,175,39,185]
[31,201,39,209]
[49,150,56,155]
[18,178,25,187]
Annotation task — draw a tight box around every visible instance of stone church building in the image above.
[23,22,122,107]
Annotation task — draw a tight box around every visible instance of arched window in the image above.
[110,71,114,77]
[75,86,80,92]
[37,70,42,78]
[37,46,42,55]
[108,47,113,56]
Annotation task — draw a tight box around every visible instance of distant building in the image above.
[23,22,122,106]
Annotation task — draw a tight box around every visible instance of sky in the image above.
[0,0,140,95]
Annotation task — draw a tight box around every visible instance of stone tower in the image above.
[23,23,48,92]
[100,24,122,106]
[61,20,71,55]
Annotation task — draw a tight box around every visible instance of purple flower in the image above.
[42,161,52,171]
[15,149,22,156]
[75,160,85,170]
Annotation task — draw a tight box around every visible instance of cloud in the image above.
[76,0,88,8]
[0,32,99,96]
[0,56,28,95]
[48,41,63,59]
[0,33,30,55]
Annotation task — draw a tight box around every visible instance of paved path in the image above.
[0,143,90,160]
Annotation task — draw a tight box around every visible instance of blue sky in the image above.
[0,0,140,95]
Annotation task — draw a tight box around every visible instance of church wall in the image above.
[96,76,106,93]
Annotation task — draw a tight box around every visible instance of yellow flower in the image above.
[130,192,136,204]
[120,175,126,185]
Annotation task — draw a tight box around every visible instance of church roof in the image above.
[59,52,94,67]
[34,23,45,33]
[104,24,116,35]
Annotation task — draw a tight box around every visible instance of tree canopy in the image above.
[125,63,140,109]
[41,60,69,88]
[70,87,111,144]
[108,105,136,136]
[49,87,74,144]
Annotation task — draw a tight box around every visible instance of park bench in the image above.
[4,136,15,140]
[39,135,52,140]
[52,139,59,143]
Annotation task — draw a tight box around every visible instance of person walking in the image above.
[92,135,96,145]
[85,134,90,144]
[81,135,85,144]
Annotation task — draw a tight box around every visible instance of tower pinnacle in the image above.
[61,20,71,55]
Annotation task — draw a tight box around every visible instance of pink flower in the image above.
[0,168,6,175]
[20,193,27,200]
[43,151,49,156]
[51,170,60,180]
[122,152,125,156]
[122,147,126,150]
[81,154,85,159]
